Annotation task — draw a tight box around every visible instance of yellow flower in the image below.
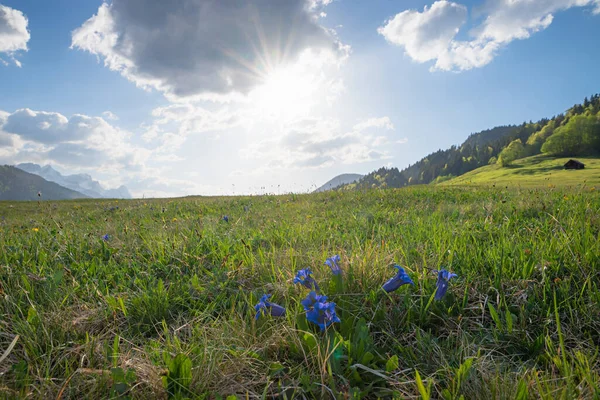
[172,218,178,222]
[32,228,39,232]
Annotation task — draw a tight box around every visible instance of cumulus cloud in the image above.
[240,116,402,171]
[102,111,119,120]
[0,4,30,66]
[378,1,467,64]
[379,0,600,71]
[71,0,346,100]
[0,108,150,172]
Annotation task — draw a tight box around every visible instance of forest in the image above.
[343,94,600,190]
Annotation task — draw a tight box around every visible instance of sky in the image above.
[0,0,599,198]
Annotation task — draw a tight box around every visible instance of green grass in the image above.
[441,155,600,188]
[1,186,599,399]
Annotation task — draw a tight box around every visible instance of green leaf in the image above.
[386,355,399,373]
[26,306,38,325]
[488,302,502,331]
[269,362,285,377]
[361,351,374,365]
[505,309,514,334]
[112,335,120,368]
[515,378,529,400]
[415,370,430,400]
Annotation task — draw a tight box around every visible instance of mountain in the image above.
[339,93,600,191]
[0,166,88,201]
[315,173,363,192]
[16,163,132,199]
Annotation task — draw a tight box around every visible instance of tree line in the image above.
[341,94,600,190]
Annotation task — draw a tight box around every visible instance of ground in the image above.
[441,155,600,188]
[0,185,599,399]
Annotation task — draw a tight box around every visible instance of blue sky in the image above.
[1,0,599,197]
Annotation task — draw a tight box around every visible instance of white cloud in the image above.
[71,0,346,100]
[379,0,600,71]
[102,111,119,120]
[239,116,397,172]
[378,1,467,64]
[0,108,151,181]
[353,117,395,132]
[0,4,30,66]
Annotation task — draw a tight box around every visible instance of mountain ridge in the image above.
[16,163,131,199]
[0,166,88,201]
[315,173,363,192]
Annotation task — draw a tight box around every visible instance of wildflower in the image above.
[254,294,286,320]
[102,234,110,241]
[222,215,229,223]
[172,217,177,222]
[434,269,458,300]
[293,268,320,291]
[32,228,39,232]
[382,265,414,293]
[301,291,327,310]
[324,255,342,275]
[302,291,340,331]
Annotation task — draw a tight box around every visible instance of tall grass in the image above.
[0,186,599,399]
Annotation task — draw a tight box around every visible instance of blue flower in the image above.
[302,291,340,331]
[434,269,458,300]
[382,265,414,293]
[222,215,229,223]
[293,268,320,291]
[254,294,286,320]
[301,291,327,310]
[324,255,342,275]
[102,234,110,241]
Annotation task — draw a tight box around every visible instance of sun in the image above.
[250,62,321,120]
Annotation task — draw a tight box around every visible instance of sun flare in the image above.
[250,62,322,120]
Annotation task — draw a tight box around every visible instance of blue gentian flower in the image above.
[301,291,327,310]
[382,265,414,293]
[293,268,320,291]
[254,294,286,320]
[302,291,340,331]
[434,269,458,300]
[223,215,229,222]
[102,234,110,241]
[324,255,342,275]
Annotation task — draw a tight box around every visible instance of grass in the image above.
[0,186,599,399]
[441,155,600,188]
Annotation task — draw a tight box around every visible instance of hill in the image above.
[441,155,600,188]
[0,165,88,200]
[314,173,363,192]
[16,163,132,199]
[340,93,600,190]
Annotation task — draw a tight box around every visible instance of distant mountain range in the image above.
[16,163,131,199]
[315,173,363,192]
[0,165,88,201]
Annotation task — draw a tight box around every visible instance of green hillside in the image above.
[340,93,600,191]
[0,165,88,201]
[440,155,600,188]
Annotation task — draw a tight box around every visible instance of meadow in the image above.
[1,185,599,399]
[442,156,600,188]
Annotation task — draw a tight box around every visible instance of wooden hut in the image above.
[563,159,585,170]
